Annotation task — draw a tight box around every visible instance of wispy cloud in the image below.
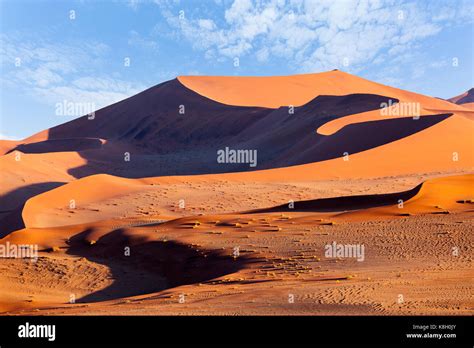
[0,33,145,111]
[128,30,159,51]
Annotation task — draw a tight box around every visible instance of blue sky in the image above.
[1,0,473,139]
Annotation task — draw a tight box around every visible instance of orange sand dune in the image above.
[3,217,159,251]
[4,112,471,211]
[1,71,473,225]
[14,149,473,233]
[8,174,472,248]
[248,174,473,219]
[178,70,467,111]
[460,102,474,110]
[0,151,86,211]
[22,174,150,228]
[0,140,19,156]
[7,112,474,191]
[2,111,472,235]
[316,108,455,136]
[399,174,473,211]
[1,71,473,317]
[226,114,474,181]
[339,174,474,220]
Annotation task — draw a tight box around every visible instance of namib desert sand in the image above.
[0,70,473,315]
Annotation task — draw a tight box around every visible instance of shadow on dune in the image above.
[66,229,250,303]
[6,78,452,179]
[241,113,451,168]
[294,113,451,165]
[7,138,103,154]
[59,112,451,178]
[0,181,65,237]
[0,79,452,238]
[246,183,423,214]
[9,78,421,179]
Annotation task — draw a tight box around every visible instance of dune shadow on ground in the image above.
[66,229,250,303]
[246,183,423,214]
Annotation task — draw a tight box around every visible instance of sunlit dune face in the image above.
[178,71,384,108]
[178,71,467,112]
[460,102,474,110]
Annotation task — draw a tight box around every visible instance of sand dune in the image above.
[0,140,19,156]
[448,88,474,105]
[2,111,472,235]
[1,71,472,214]
[222,113,474,181]
[178,70,468,111]
[21,174,149,228]
[316,108,458,136]
[249,174,473,219]
[396,174,474,211]
[8,71,470,164]
[8,157,473,236]
[460,102,474,110]
[0,151,86,211]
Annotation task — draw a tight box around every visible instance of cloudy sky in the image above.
[1,0,473,139]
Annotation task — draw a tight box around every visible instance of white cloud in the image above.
[198,19,216,31]
[157,0,470,73]
[16,66,64,87]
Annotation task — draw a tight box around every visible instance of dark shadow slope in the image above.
[246,183,423,213]
[7,78,450,178]
[0,182,65,237]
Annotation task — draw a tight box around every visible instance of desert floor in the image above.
[1,171,472,315]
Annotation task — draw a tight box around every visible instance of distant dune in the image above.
[448,88,474,105]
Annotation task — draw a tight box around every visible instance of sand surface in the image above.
[1,174,472,315]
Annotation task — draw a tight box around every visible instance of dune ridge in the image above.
[178,70,469,111]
